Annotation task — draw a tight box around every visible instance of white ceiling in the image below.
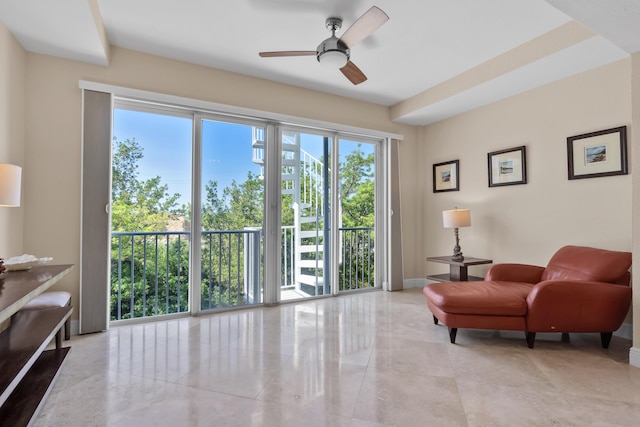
[1,0,639,126]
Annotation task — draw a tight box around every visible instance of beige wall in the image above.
[21,46,417,319]
[419,59,632,280]
[397,132,421,279]
[10,39,636,338]
[0,21,25,257]
[632,52,640,347]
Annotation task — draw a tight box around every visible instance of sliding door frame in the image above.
[336,135,387,293]
[80,80,402,325]
[193,113,270,313]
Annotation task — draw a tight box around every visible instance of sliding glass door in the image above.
[337,138,378,292]
[110,106,193,321]
[279,130,382,301]
[109,99,386,322]
[280,129,331,300]
[198,117,264,311]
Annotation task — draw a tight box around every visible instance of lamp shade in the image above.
[318,50,348,68]
[0,163,22,207]
[443,208,470,228]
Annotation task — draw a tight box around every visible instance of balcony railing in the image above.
[200,228,261,310]
[111,226,374,321]
[111,231,190,321]
[339,227,374,291]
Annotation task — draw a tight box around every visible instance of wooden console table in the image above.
[0,264,74,426]
[426,256,492,282]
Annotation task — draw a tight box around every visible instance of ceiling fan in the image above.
[258,6,389,85]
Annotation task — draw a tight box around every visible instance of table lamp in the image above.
[0,163,22,207]
[0,163,21,273]
[442,207,470,262]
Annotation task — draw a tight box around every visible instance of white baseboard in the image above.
[403,278,428,289]
[630,347,640,368]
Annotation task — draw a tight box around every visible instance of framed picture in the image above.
[488,146,527,187]
[567,126,627,180]
[433,160,459,193]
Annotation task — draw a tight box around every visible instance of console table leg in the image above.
[450,265,468,281]
[55,329,62,349]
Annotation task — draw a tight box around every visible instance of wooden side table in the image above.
[426,256,492,282]
[0,264,74,425]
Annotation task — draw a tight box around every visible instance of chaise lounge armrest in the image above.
[526,280,632,332]
[484,263,545,283]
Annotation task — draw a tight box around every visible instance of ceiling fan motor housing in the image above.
[316,37,350,64]
[316,17,349,66]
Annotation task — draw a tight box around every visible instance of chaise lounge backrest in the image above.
[540,245,632,285]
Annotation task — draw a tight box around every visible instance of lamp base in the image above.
[451,242,464,262]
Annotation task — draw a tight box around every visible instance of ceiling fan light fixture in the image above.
[259,7,388,85]
[318,50,348,68]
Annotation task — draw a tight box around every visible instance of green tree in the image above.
[338,146,375,290]
[224,171,264,228]
[110,136,378,316]
[201,180,229,230]
[111,137,142,203]
[110,137,187,320]
[200,172,265,309]
[340,146,374,228]
[111,137,181,232]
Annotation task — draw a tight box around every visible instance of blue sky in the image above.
[114,109,263,206]
[113,109,374,206]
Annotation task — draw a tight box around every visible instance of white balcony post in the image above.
[243,227,262,304]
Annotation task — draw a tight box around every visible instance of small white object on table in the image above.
[3,254,53,271]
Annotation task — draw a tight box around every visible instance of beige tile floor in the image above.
[35,288,640,426]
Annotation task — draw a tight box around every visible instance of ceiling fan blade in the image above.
[259,51,316,58]
[340,61,367,85]
[339,6,389,48]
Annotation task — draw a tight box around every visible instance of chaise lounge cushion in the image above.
[424,281,534,316]
[540,245,631,283]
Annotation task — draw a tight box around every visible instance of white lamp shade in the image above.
[318,50,348,68]
[0,164,22,207]
[443,208,470,228]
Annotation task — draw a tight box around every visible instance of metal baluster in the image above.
[227,233,231,304]
[117,235,122,320]
[208,233,213,309]
[218,232,222,306]
[367,229,371,287]
[341,230,345,291]
[177,234,181,312]
[142,234,147,318]
[356,229,360,289]
[130,236,135,319]
[165,234,170,314]
[349,230,354,290]
[154,234,159,316]
[236,233,242,303]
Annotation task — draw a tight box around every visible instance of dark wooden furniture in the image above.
[426,256,492,282]
[0,264,74,426]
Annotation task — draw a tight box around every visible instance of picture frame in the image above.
[488,146,527,187]
[433,159,459,193]
[567,126,627,180]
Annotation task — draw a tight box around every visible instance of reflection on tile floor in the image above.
[35,288,640,426]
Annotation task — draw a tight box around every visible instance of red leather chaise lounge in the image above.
[423,246,632,348]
